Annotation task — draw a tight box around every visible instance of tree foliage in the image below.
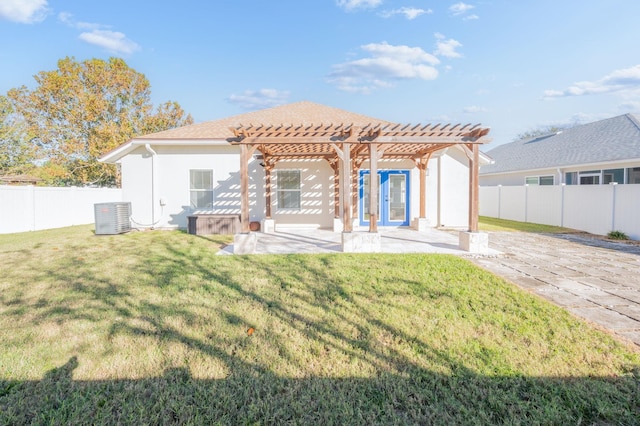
[7,57,193,186]
[513,125,567,142]
[0,95,35,176]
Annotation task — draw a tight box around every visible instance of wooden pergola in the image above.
[229,122,490,235]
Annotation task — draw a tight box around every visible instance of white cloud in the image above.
[0,0,48,23]
[379,7,432,20]
[463,14,479,21]
[58,12,103,30]
[618,101,640,112]
[59,11,140,54]
[327,42,440,93]
[227,89,291,110]
[544,65,640,98]
[463,105,488,114]
[434,34,463,58]
[336,0,382,11]
[449,2,474,15]
[79,30,140,55]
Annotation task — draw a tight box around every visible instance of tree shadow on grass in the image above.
[1,356,639,425]
[2,233,640,424]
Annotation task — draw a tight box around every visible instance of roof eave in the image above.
[99,138,231,163]
[480,157,640,176]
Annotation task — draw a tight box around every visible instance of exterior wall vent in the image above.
[94,202,132,235]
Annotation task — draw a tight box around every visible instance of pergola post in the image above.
[233,143,258,254]
[329,160,340,218]
[418,155,431,218]
[264,163,272,219]
[369,143,378,233]
[341,142,352,232]
[468,143,480,232]
[239,144,251,233]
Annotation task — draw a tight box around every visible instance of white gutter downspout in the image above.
[145,144,157,226]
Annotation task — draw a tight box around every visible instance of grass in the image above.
[608,230,629,240]
[479,216,576,233]
[1,225,639,424]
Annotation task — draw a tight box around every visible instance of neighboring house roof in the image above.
[480,113,640,175]
[100,101,392,162]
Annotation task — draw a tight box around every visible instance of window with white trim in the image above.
[190,169,214,209]
[539,175,554,185]
[276,170,301,210]
[628,167,640,184]
[525,175,554,185]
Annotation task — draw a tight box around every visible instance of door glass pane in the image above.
[361,174,380,222]
[388,174,406,221]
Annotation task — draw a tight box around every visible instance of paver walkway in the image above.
[470,232,640,347]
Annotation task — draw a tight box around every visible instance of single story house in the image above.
[100,101,491,252]
[480,113,640,186]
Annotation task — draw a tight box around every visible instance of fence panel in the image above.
[479,186,499,217]
[0,186,122,234]
[499,186,526,222]
[480,184,640,239]
[526,186,563,226]
[613,185,640,240]
[563,185,613,236]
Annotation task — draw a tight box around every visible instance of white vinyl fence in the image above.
[480,184,640,240]
[0,186,122,234]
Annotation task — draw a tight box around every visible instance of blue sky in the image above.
[1,0,640,149]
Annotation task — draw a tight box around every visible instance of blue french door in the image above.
[359,170,410,226]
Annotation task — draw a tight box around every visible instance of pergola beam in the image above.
[232,122,490,239]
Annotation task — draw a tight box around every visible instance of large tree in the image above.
[0,95,35,176]
[7,57,193,186]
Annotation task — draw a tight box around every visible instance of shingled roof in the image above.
[137,101,392,140]
[481,113,640,175]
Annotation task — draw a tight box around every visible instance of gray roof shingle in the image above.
[481,114,640,174]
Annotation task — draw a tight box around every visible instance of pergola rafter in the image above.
[229,122,491,235]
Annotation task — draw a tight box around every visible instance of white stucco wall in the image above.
[120,144,265,229]
[436,148,471,228]
[118,144,473,230]
[272,160,334,229]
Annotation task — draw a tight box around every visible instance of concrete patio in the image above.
[218,227,499,255]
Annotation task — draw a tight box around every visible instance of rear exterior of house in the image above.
[115,140,474,230]
[102,101,488,232]
[480,114,640,187]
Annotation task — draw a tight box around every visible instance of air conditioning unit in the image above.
[94,202,132,235]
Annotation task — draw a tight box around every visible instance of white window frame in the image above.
[276,169,301,210]
[578,170,601,185]
[539,175,554,185]
[524,175,554,185]
[627,167,640,184]
[189,169,214,209]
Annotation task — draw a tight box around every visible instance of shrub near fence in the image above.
[0,186,122,234]
[480,184,640,240]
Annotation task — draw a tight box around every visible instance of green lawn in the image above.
[1,226,639,424]
[479,216,576,233]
